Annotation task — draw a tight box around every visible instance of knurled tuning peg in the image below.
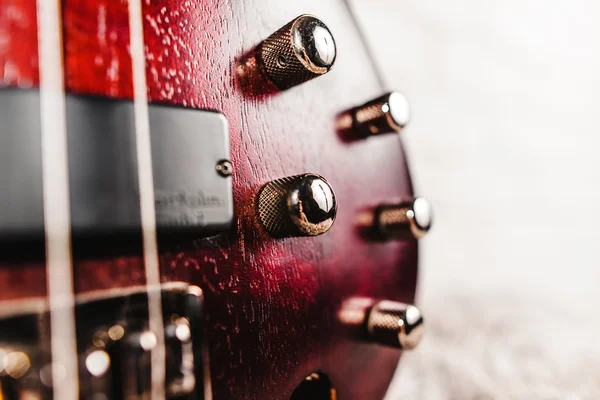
[356,197,433,241]
[337,92,410,140]
[367,300,424,350]
[257,173,337,238]
[257,15,337,90]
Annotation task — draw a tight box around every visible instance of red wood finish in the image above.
[0,0,39,87]
[0,1,419,399]
[64,0,133,98]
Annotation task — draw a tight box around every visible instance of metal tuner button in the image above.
[338,92,410,140]
[258,15,337,90]
[375,197,433,240]
[257,174,337,238]
[367,301,424,350]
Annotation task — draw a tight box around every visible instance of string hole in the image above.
[277,56,288,68]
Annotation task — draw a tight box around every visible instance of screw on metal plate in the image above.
[216,159,233,177]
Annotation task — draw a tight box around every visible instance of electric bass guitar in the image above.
[0,1,431,398]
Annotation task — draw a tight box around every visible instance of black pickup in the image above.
[0,89,233,249]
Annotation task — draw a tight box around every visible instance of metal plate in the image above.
[0,88,233,245]
[0,282,206,399]
[0,89,45,241]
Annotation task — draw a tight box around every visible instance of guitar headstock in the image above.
[0,1,431,398]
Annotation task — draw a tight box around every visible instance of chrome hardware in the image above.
[367,301,424,350]
[378,197,432,240]
[358,197,432,240]
[215,159,233,177]
[0,283,206,399]
[257,173,337,238]
[258,15,336,90]
[337,91,410,139]
[291,372,336,400]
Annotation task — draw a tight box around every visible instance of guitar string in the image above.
[127,0,167,398]
[37,0,79,398]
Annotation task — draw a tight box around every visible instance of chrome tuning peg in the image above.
[337,92,410,140]
[367,301,424,350]
[258,15,337,90]
[257,173,337,238]
[357,197,433,241]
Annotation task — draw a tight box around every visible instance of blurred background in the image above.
[350,0,600,398]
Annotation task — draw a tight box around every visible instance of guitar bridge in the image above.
[0,282,208,399]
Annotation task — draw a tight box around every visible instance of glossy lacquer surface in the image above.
[0,0,418,398]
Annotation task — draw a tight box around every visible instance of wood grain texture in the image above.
[0,0,418,399]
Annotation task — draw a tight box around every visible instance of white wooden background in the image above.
[351,1,600,398]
